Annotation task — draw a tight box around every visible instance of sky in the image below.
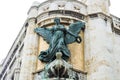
[0,0,119,63]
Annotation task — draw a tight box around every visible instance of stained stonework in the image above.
[86,0,110,15]
[69,31,85,71]
[0,0,120,80]
[113,34,120,80]
[19,18,38,80]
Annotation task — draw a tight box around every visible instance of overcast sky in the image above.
[0,0,119,63]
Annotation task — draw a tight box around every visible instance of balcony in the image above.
[37,10,85,22]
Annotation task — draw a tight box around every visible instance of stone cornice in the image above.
[38,0,87,8]
[112,27,120,35]
[27,6,38,15]
[36,10,86,24]
[88,12,112,19]
[27,0,87,17]
[72,68,87,74]
[33,68,87,75]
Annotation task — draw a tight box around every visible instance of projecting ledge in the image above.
[39,78,74,80]
[33,68,87,80]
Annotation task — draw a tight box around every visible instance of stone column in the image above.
[112,23,120,80]
[19,2,39,80]
[19,18,38,80]
[85,16,115,80]
[14,54,21,80]
[14,68,20,80]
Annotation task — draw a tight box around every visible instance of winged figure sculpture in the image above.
[34,17,85,62]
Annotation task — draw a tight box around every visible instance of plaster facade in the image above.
[0,0,120,80]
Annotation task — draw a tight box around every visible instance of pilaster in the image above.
[84,13,115,80]
[19,17,39,80]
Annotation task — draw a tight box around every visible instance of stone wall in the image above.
[1,0,120,80]
[113,34,120,80]
[84,14,115,80]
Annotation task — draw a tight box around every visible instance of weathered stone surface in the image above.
[84,17,115,80]
[1,0,120,80]
[86,0,110,15]
[69,31,84,71]
[113,34,120,80]
[19,19,38,80]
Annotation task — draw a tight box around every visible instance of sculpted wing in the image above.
[34,27,53,44]
[65,21,85,44]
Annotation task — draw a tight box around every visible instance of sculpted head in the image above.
[54,17,60,25]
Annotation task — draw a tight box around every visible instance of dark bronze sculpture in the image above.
[34,17,85,63]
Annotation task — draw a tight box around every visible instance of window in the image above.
[11,74,14,80]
